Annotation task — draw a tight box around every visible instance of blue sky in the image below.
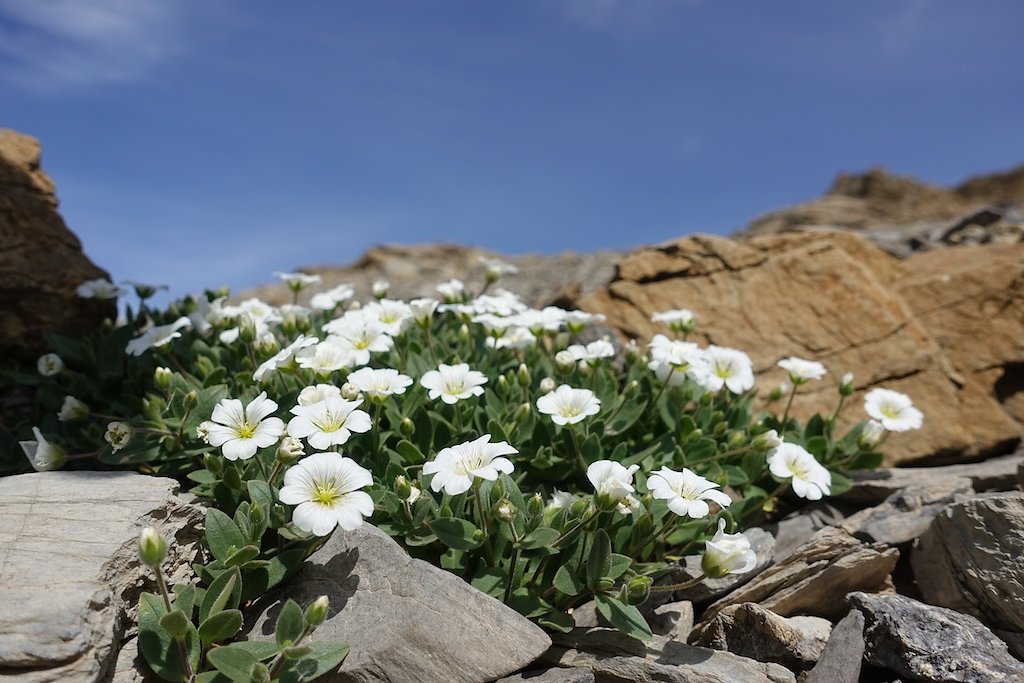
[2,0,1022,302]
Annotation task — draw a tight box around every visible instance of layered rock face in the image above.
[0,129,113,355]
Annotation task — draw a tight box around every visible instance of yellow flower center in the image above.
[311,483,341,507]
[236,422,256,439]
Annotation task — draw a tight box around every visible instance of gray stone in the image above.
[246,523,551,683]
[804,610,864,683]
[108,637,156,683]
[767,504,846,562]
[649,600,694,641]
[839,479,974,545]
[691,603,830,671]
[670,527,774,602]
[494,667,595,683]
[543,628,796,683]
[702,527,898,621]
[844,452,1024,505]
[849,591,1024,682]
[0,472,203,683]
[911,492,1024,657]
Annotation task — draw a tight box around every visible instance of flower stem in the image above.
[568,427,587,472]
[553,508,601,547]
[649,572,706,593]
[649,366,676,408]
[780,386,798,429]
[154,565,195,682]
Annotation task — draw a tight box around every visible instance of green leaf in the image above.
[137,592,200,682]
[247,479,275,512]
[171,585,197,620]
[206,644,260,683]
[595,594,653,641]
[608,398,646,434]
[277,643,350,683]
[275,599,305,646]
[804,435,828,459]
[538,609,575,633]
[199,568,240,624]
[829,471,852,495]
[226,641,280,661]
[428,517,483,551]
[804,413,826,438]
[198,609,243,646]
[224,544,260,568]
[205,509,246,564]
[586,529,612,590]
[553,564,583,596]
[518,526,559,550]
[607,553,632,581]
[394,439,426,465]
[470,568,506,598]
[846,451,883,470]
[242,548,308,601]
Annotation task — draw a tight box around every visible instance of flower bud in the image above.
[753,429,782,452]
[203,452,224,475]
[634,513,655,536]
[144,396,166,423]
[570,498,592,518]
[512,402,531,426]
[699,392,714,406]
[726,430,746,448]
[184,390,199,411]
[528,493,544,517]
[250,501,265,528]
[154,366,173,391]
[554,350,575,374]
[623,380,639,399]
[624,339,641,364]
[621,576,653,605]
[159,609,191,639]
[490,479,505,501]
[539,377,556,394]
[439,504,453,517]
[238,314,257,343]
[194,355,216,378]
[105,421,133,453]
[858,419,886,448]
[255,334,279,356]
[399,417,415,437]
[250,662,271,683]
[494,499,517,523]
[457,324,471,342]
[595,577,615,591]
[37,352,64,377]
[496,374,509,396]
[341,382,361,401]
[840,371,855,396]
[276,436,305,464]
[139,526,167,568]
[58,395,89,422]
[713,421,728,437]
[394,475,413,501]
[768,381,790,402]
[305,595,330,627]
[372,280,389,299]
[577,360,592,377]
[517,363,531,387]
[472,528,487,543]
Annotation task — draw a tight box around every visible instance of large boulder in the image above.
[577,231,1015,463]
[0,472,204,683]
[0,129,113,355]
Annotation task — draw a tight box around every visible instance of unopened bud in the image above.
[282,644,313,659]
[494,499,517,522]
[238,314,257,343]
[496,374,509,396]
[858,419,886,448]
[139,526,168,568]
[512,402,531,426]
[250,662,271,683]
[154,366,173,391]
[528,493,544,517]
[194,355,216,378]
[394,475,413,501]
[727,430,746,448]
[458,324,471,342]
[624,339,641,364]
[305,595,330,627]
[372,280,389,299]
[399,417,415,437]
[595,577,615,591]
[203,452,223,475]
[340,382,361,401]
[840,372,855,396]
[517,363,531,386]
[554,350,575,374]
[570,498,592,518]
[184,390,199,411]
[621,576,653,605]
[277,436,305,464]
[577,360,592,377]
[255,334,279,356]
[539,377,556,393]
[472,529,487,542]
[623,380,639,399]
[753,429,783,452]
[490,479,505,501]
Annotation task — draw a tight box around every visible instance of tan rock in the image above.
[691,603,831,671]
[0,129,114,355]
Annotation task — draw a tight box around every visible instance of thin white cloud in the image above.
[0,0,192,90]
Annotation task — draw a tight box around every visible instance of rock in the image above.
[804,610,865,683]
[767,504,847,562]
[239,243,624,310]
[839,479,974,545]
[108,637,157,683]
[911,493,1024,657]
[844,450,1024,505]
[670,527,774,602]
[576,231,1010,464]
[494,667,595,683]
[701,527,898,621]
[649,600,694,641]
[245,523,551,683]
[543,628,796,683]
[848,591,1024,682]
[0,472,203,683]
[0,129,114,356]
[690,603,831,671]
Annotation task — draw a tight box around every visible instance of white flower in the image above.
[587,460,640,510]
[548,489,576,509]
[859,419,886,448]
[188,295,226,335]
[646,466,732,519]
[563,310,605,332]
[567,339,615,362]
[482,256,518,279]
[537,385,601,426]
[58,395,89,422]
[423,434,517,495]
[767,442,832,500]
[287,397,372,449]
[298,383,342,406]
[19,427,66,471]
[37,353,64,376]
[278,452,374,536]
[322,314,393,366]
[651,309,695,331]
[295,341,354,376]
[409,297,440,326]
[363,299,412,336]
[778,357,828,383]
[484,325,536,351]
[122,280,168,298]
[253,334,319,382]
[207,392,286,461]
[197,421,214,443]
[512,307,566,334]
[420,363,488,404]
[437,278,466,302]
[76,278,126,299]
[105,421,133,453]
[372,280,390,298]
[274,270,321,291]
[699,345,755,394]
[647,335,705,386]
[346,367,413,400]
[863,388,924,432]
[701,519,758,578]
[310,283,355,311]
[126,317,192,356]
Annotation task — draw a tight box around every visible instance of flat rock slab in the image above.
[495,667,595,683]
[849,591,1024,682]
[701,527,898,621]
[804,609,864,683]
[844,452,1024,505]
[0,472,203,683]
[691,603,831,672]
[911,492,1024,658]
[839,479,973,545]
[544,628,795,683]
[246,524,551,683]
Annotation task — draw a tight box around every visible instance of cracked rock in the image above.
[245,523,551,683]
[690,603,831,671]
